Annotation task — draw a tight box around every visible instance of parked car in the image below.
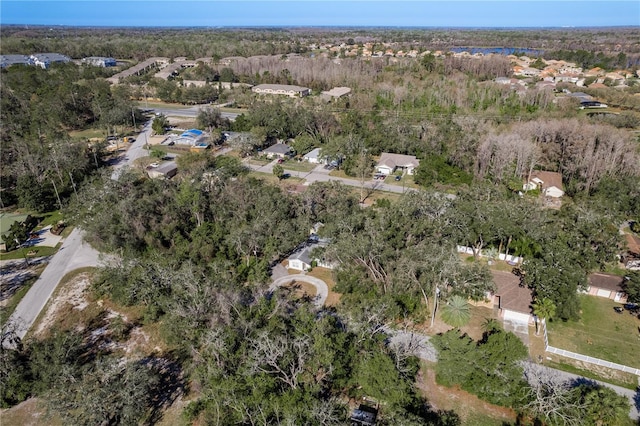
[277,158,284,164]
[623,303,639,313]
[395,175,402,181]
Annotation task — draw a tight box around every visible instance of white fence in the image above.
[542,319,640,377]
[456,245,523,264]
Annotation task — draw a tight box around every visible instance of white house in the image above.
[376,153,420,175]
[30,53,71,69]
[302,148,324,164]
[523,171,564,198]
[81,56,117,67]
[173,129,208,146]
[287,238,334,271]
[252,84,311,98]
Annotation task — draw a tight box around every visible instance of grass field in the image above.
[0,213,28,239]
[547,294,640,369]
[281,160,316,173]
[0,245,59,262]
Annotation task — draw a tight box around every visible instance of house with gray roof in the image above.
[0,54,31,68]
[321,86,351,99]
[263,143,292,159]
[376,153,420,176]
[287,238,333,271]
[302,147,326,164]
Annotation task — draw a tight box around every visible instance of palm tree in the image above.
[440,295,471,328]
[532,297,556,336]
[481,317,501,335]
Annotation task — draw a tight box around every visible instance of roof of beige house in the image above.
[322,87,352,97]
[377,153,420,169]
[626,233,640,255]
[531,170,563,191]
[588,273,625,292]
[491,271,532,315]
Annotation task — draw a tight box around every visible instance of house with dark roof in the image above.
[523,170,564,198]
[263,143,292,159]
[491,271,534,326]
[375,153,420,176]
[586,273,627,302]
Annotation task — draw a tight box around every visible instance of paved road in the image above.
[246,159,417,195]
[4,228,101,346]
[269,274,328,307]
[111,120,154,180]
[149,105,239,121]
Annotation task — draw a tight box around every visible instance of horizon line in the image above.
[2,23,639,30]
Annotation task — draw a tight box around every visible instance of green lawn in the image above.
[248,156,272,166]
[248,171,305,185]
[136,100,190,110]
[0,212,28,238]
[0,245,59,262]
[385,175,421,190]
[547,294,640,369]
[281,160,316,173]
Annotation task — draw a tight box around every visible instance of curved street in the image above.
[269,274,328,307]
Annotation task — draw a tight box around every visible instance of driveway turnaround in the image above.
[269,274,328,307]
[4,228,100,345]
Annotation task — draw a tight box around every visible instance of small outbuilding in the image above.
[147,161,177,179]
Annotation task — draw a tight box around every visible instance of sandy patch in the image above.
[34,273,91,336]
[417,367,516,424]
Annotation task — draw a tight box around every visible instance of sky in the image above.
[1,1,638,28]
